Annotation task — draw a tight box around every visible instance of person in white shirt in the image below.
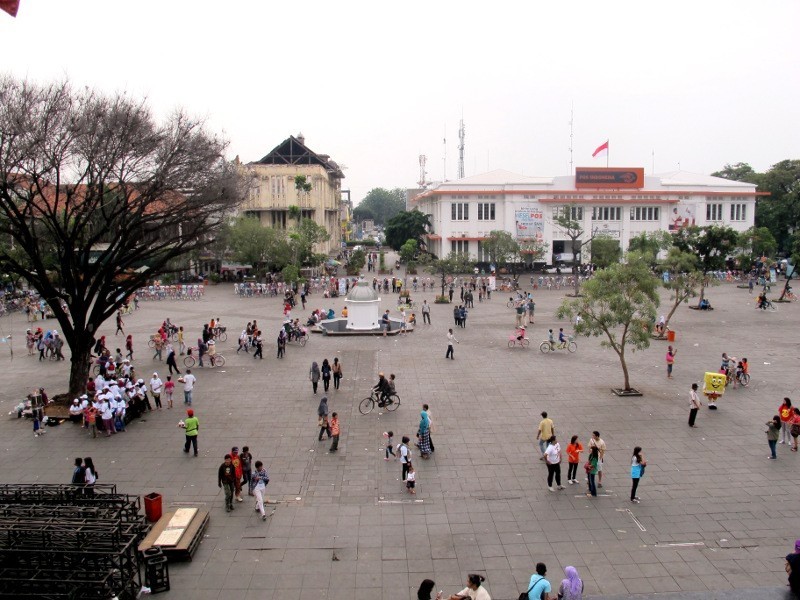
[688,383,701,427]
[181,369,197,406]
[544,436,565,492]
[112,395,127,431]
[68,399,83,423]
[99,399,115,437]
[449,574,491,600]
[446,329,458,360]
[149,373,163,409]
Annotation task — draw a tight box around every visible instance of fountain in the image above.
[314,280,409,336]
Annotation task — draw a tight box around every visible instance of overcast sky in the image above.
[2,1,798,203]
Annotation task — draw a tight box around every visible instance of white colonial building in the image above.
[411,168,760,264]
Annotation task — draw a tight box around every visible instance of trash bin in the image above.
[143,547,170,593]
[666,330,676,342]
[144,492,162,522]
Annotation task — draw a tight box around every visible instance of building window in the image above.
[592,206,622,221]
[707,203,723,221]
[630,206,661,221]
[553,206,583,220]
[451,202,469,221]
[477,203,495,221]
[451,240,469,254]
[730,203,747,221]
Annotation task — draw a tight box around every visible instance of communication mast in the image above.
[457,118,465,179]
[568,103,574,175]
[418,155,428,187]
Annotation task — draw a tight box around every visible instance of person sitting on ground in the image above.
[698,298,712,310]
[409,313,416,325]
[655,315,666,335]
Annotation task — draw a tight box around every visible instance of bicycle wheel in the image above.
[214,355,225,367]
[508,340,516,349]
[506,301,514,308]
[92,364,101,376]
[521,338,530,348]
[299,335,307,347]
[539,342,551,353]
[218,331,228,342]
[739,373,750,386]
[568,341,577,353]
[147,339,156,349]
[769,303,777,311]
[170,332,178,342]
[385,394,400,411]
[358,397,375,415]
[184,355,196,368]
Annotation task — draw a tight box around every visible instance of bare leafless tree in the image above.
[0,77,246,395]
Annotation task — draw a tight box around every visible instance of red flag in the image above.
[0,0,19,17]
[592,140,609,158]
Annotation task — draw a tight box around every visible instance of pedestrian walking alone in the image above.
[252,460,270,521]
[277,329,286,358]
[445,329,458,360]
[182,409,199,456]
[317,396,331,440]
[630,446,646,503]
[309,361,320,394]
[586,447,599,498]
[422,300,431,324]
[115,311,124,335]
[767,414,781,459]
[125,334,134,360]
[329,412,340,452]
[688,383,701,427]
[332,357,342,390]
[791,407,800,452]
[417,407,432,459]
[536,412,555,460]
[666,345,677,378]
[166,345,181,375]
[544,436,564,492]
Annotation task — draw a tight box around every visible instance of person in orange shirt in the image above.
[778,398,794,445]
[566,435,585,485]
[329,412,340,452]
[230,447,244,502]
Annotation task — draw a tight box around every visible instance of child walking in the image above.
[666,346,677,378]
[405,462,416,494]
[384,431,395,461]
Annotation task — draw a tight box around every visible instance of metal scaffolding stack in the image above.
[0,484,151,600]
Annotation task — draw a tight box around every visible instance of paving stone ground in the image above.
[0,259,797,600]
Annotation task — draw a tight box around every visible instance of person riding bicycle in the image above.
[206,339,217,365]
[515,325,526,341]
[558,328,567,349]
[373,373,391,407]
[547,328,555,350]
[756,291,768,309]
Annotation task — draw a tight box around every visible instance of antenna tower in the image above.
[457,118,465,179]
[568,103,574,175]
[418,155,428,187]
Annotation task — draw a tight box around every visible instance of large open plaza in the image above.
[0,263,796,599]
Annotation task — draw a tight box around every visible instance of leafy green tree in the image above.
[519,239,548,266]
[754,160,800,253]
[556,255,660,393]
[590,236,622,269]
[384,210,431,251]
[354,188,406,225]
[346,249,366,276]
[777,233,800,300]
[289,218,330,266]
[423,252,474,298]
[627,231,673,266]
[659,248,704,329]
[293,175,312,200]
[0,77,243,395]
[224,216,286,274]
[553,204,596,295]
[281,265,301,286]
[711,162,763,185]
[672,225,740,303]
[399,239,418,264]
[736,226,777,272]
[481,230,522,281]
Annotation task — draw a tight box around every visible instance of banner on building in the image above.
[668,205,696,231]
[514,206,544,241]
[575,167,644,189]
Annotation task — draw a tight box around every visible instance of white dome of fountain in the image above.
[345,280,381,330]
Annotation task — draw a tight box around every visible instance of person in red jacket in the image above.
[230,447,244,503]
[779,398,794,445]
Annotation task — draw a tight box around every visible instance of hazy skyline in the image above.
[2,0,798,202]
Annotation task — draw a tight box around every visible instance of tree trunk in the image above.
[663,296,682,329]
[620,351,631,391]
[68,338,93,396]
[777,271,793,300]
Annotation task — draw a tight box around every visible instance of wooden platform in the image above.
[138,507,209,562]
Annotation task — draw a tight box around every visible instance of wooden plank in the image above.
[138,508,209,562]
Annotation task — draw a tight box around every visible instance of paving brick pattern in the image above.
[0,265,797,599]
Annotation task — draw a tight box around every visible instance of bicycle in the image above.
[183,348,226,368]
[287,328,308,347]
[212,326,228,342]
[540,336,577,353]
[757,300,777,311]
[508,335,530,349]
[358,390,400,415]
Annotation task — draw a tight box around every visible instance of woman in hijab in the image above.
[321,359,332,392]
[557,566,583,600]
[417,406,432,459]
[317,397,331,441]
[309,361,320,394]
